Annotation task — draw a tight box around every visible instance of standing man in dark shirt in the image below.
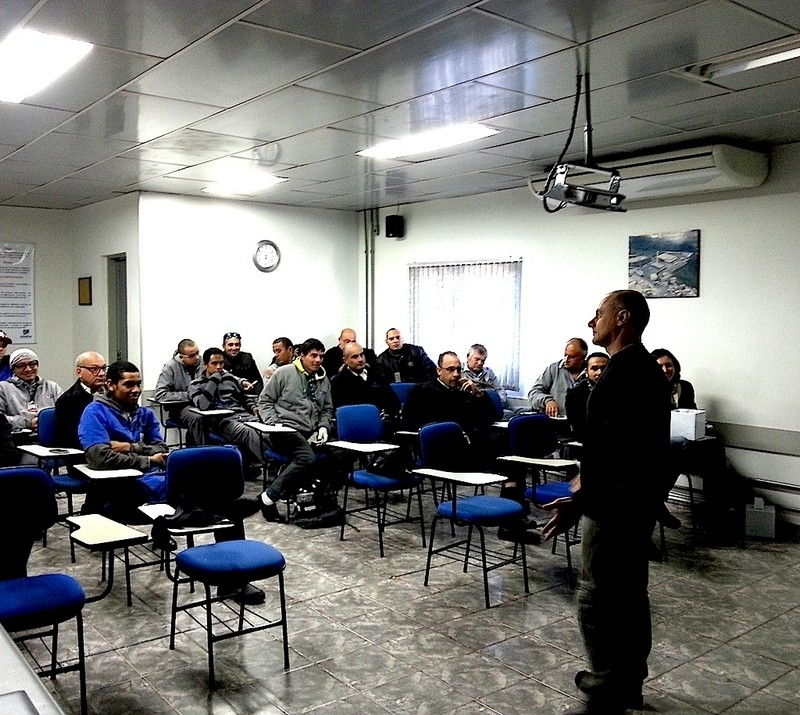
[375,328,436,383]
[55,351,108,448]
[544,290,670,715]
[222,331,263,397]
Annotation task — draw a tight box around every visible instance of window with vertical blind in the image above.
[409,259,522,390]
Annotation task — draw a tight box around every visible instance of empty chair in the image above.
[417,422,529,608]
[334,404,425,556]
[0,467,87,714]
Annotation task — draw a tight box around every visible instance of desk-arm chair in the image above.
[0,467,88,714]
[333,404,425,556]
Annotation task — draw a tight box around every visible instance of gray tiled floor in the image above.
[22,486,800,714]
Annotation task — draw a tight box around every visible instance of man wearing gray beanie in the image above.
[0,348,63,430]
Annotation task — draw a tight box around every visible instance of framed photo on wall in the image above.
[78,276,92,306]
[628,229,700,298]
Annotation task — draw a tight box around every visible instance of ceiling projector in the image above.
[540,163,626,212]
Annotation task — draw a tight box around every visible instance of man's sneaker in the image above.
[260,501,285,523]
[217,582,265,606]
[497,526,541,545]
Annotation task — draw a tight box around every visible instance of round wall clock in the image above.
[253,239,281,272]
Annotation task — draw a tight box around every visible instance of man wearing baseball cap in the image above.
[0,348,63,429]
[0,331,12,381]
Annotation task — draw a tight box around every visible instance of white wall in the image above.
[137,193,360,388]
[0,206,78,389]
[70,193,141,374]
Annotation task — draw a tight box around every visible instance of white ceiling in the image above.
[1,0,799,211]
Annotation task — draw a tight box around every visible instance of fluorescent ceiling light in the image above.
[688,35,800,80]
[357,123,500,159]
[0,29,93,103]
[201,174,288,197]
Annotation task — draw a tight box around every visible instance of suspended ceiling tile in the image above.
[26,0,261,57]
[332,82,547,139]
[479,0,701,42]
[0,181,38,202]
[72,157,184,184]
[299,11,572,106]
[0,1,38,35]
[59,91,223,143]
[130,175,208,196]
[0,144,15,161]
[128,22,356,108]
[193,86,383,142]
[281,154,405,182]
[376,150,533,184]
[297,173,393,197]
[588,1,795,87]
[477,52,583,102]
[244,0,477,50]
[0,158,78,185]
[0,103,73,146]
[123,129,263,165]
[734,0,800,30]
[240,127,373,167]
[634,76,800,131]
[168,156,294,182]
[9,132,137,167]
[22,47,159,114]
[33,176,122,199]
[2,191,83,209]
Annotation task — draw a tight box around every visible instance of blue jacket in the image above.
[79,394,167,471]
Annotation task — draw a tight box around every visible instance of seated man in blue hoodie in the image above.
[78,360,168,522]
[257,338,333,523]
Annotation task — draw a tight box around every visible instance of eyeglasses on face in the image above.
[79,365,108,375]
[223,332,241,341]
[441,366,462,372]
[16,361,39,370]
[180,351,200,359]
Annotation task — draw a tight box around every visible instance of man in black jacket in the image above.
[222,331,263,396]
[375,328,436,383]
[331,342,400,430]
[55,351,107,448]
[544,290,671,715]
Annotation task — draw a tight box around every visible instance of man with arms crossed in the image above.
[543,290,670,715]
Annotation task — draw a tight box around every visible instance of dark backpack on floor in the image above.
[292,479,344,529]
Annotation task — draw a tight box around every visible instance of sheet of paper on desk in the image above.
[246,422,296,433]
[326,441,399,452]
[414,468,507,485]
[0,690,41,715]
[188,408,235,416]
[73,465,143,479]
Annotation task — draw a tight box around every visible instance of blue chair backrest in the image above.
[165,446,244,510]
[485,390,504,421]
[418,421,470,472]
[0,467,57,554]
[507,414,558,459]
[336,404,383,443]
[37,407,57,447]
[390,382,416,408]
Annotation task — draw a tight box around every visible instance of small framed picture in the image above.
[78,276,92,306]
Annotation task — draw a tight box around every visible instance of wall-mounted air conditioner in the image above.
[531,145,769,202]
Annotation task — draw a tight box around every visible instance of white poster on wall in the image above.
[0,243,35,344]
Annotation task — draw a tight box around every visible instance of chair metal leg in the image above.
[76,612,88,715]
[204,582,216,688]
[477,526,490,609]
[424,516,439,586]
[169,570,180,650]
[124,546,133,607]
[415,485,426,548]
[50,623,59,679]
[339,482,350,542]
[463,525,474,573]
[279,571,289,669]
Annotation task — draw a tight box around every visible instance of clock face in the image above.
[253,240,280,272]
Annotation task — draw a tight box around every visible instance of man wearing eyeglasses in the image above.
[0,348,63,430]
[154,339,206,445]
[54,351,108,448]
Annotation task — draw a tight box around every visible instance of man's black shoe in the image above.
[234,497,262,519]
[244,465,263,482]
[260,501,285,523]
[217,582,265,606]
[575,670,644,711]
[497,526,541,545]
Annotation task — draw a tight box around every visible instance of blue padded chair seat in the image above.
[437,495,523,526]
[176,540,285,586]
[0,574,86,632]
[352,469,422,491]
[526,482,572,503]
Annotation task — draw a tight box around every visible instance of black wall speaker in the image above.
[385,215,405,239]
